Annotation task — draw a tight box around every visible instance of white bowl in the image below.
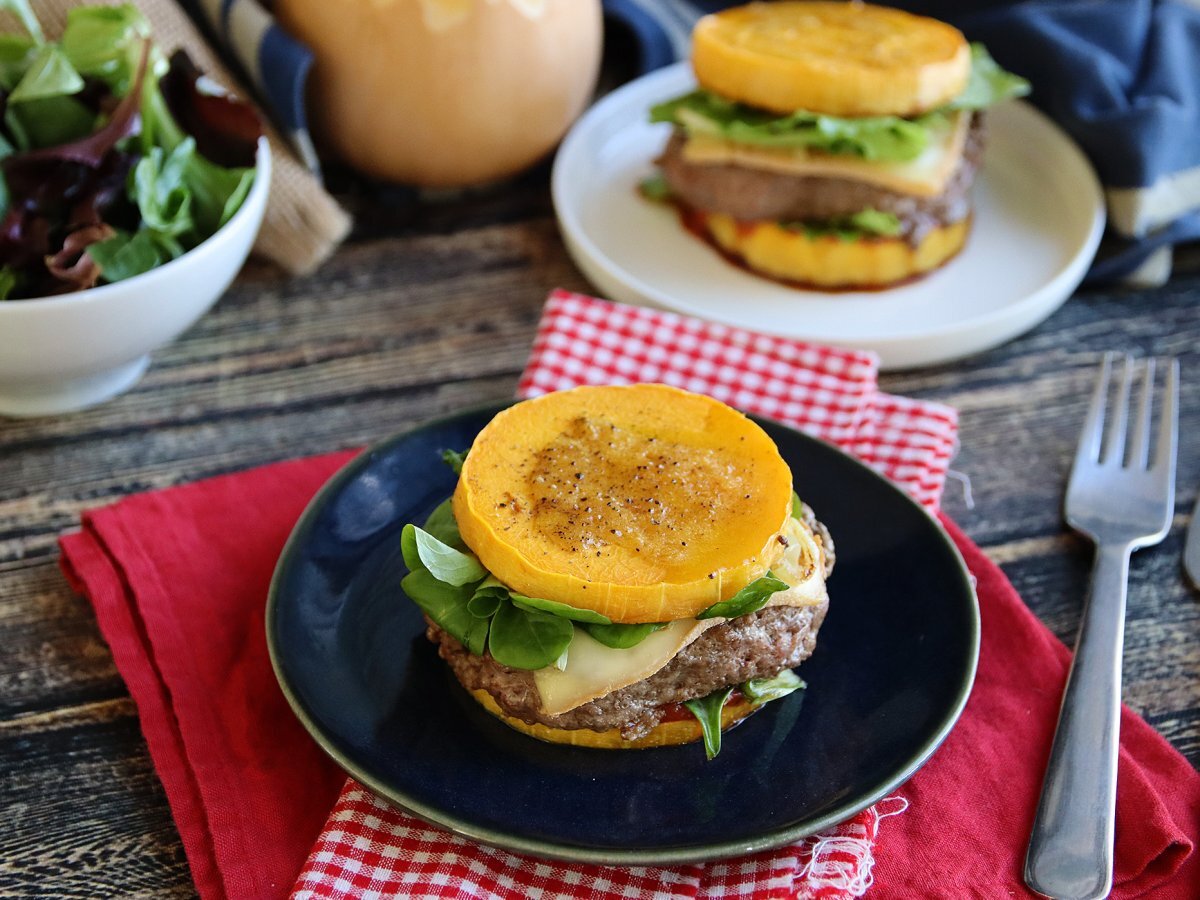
[0,139,270,416]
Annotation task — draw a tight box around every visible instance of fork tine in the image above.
[1102,355,1133,465]
[1075,353,1113,467]
[1154,358,1179,477]
[1128,358,1155,468]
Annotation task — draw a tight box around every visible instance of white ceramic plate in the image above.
[552,63,1105,370]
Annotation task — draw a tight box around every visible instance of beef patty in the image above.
[657,113,985,245]
[429,601,828,740]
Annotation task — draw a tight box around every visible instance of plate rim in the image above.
[267,403,982,865]
[551,61,1106,370]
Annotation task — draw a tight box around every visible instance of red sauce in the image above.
[658,689,746,723]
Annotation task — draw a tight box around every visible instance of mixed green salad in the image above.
[401,449,809,758]
[0,1,261,299]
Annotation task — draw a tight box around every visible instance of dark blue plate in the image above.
[267,405,978,864]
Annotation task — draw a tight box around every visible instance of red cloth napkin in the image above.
[59,291,1199,900]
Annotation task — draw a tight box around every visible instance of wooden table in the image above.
[1,164,1197,895]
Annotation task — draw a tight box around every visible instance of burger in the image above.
[399,384,833,758]
[644,1,1029,289]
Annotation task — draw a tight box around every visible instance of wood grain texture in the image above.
[1,162,1198,898]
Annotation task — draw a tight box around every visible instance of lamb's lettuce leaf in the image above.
[422,497,465,550]
[401,524,487,586]
[401,568,489,656]
[744,669,806,705]
[684,687,734,760]
[511,593,612,625]
[697,572,789,620]
[487,598,575,671]
[583,621,666,649]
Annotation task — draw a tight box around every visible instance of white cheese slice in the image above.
[679,110,970,198]
[533,517,828,716]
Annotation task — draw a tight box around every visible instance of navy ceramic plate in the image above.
[267,405,979,864]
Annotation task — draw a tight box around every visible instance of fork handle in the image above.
[1025,542,1130,900]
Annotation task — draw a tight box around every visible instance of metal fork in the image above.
[1025,354,1178,900]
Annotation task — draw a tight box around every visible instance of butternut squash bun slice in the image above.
[405,384,834,756]
[453,384,794,623]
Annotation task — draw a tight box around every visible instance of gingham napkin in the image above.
[290,290,958,900]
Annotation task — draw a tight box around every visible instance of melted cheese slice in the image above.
[679,109,969,198]
[534,517,828,716]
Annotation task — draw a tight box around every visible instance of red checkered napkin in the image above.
[291,289,958,900]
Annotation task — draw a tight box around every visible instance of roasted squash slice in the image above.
[453,384,793,623]
[692,1,970,117]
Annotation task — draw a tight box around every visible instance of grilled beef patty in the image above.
[657,113,985,244]
[429,601,828,740]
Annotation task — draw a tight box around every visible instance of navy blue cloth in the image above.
[602,0,1200,283]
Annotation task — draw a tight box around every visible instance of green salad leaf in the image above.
[401,524,486,586]
[422,497,465,550]
[651,89,934,162]
[0,34,35,90]
[511,593,612,625]
[467,577,507,619]
[583,621,666,649]
[948,44,1030,111]
[441,448,469,474]
[639,172,672,202]
[684,687,734,760]
[401,568,489,656]
[132,141,195,238]
[743,669,806,705]
[784,209,903,242]
[697,572,789,620]
[89,229,182,283]
[650,43,1028,164]
[8,44,83,104]
[791,490,803,521]
[60,4,152,96]
[488,598,575,670]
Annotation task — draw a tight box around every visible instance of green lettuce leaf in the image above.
[487,598,574,670]
[0,34,36,90]
[8,44,83,104]
[582,621,665,649]
[131,140,195,238]
[401,524,486,586]
[466,577,507,619]
[422,498,465,550]
[401,569,488,656]
[791,490,803,521]
[511,593,612,625]
[743,669,806,705]
[7,94,95,148]
[440,448,469,474]
[60,4,152,96]
[684,687,734,760]
[650,42,1028,163]
[650,89,933,162]
[949,44,1030,111]
[697,572,789,620]
[89,229,182,283]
